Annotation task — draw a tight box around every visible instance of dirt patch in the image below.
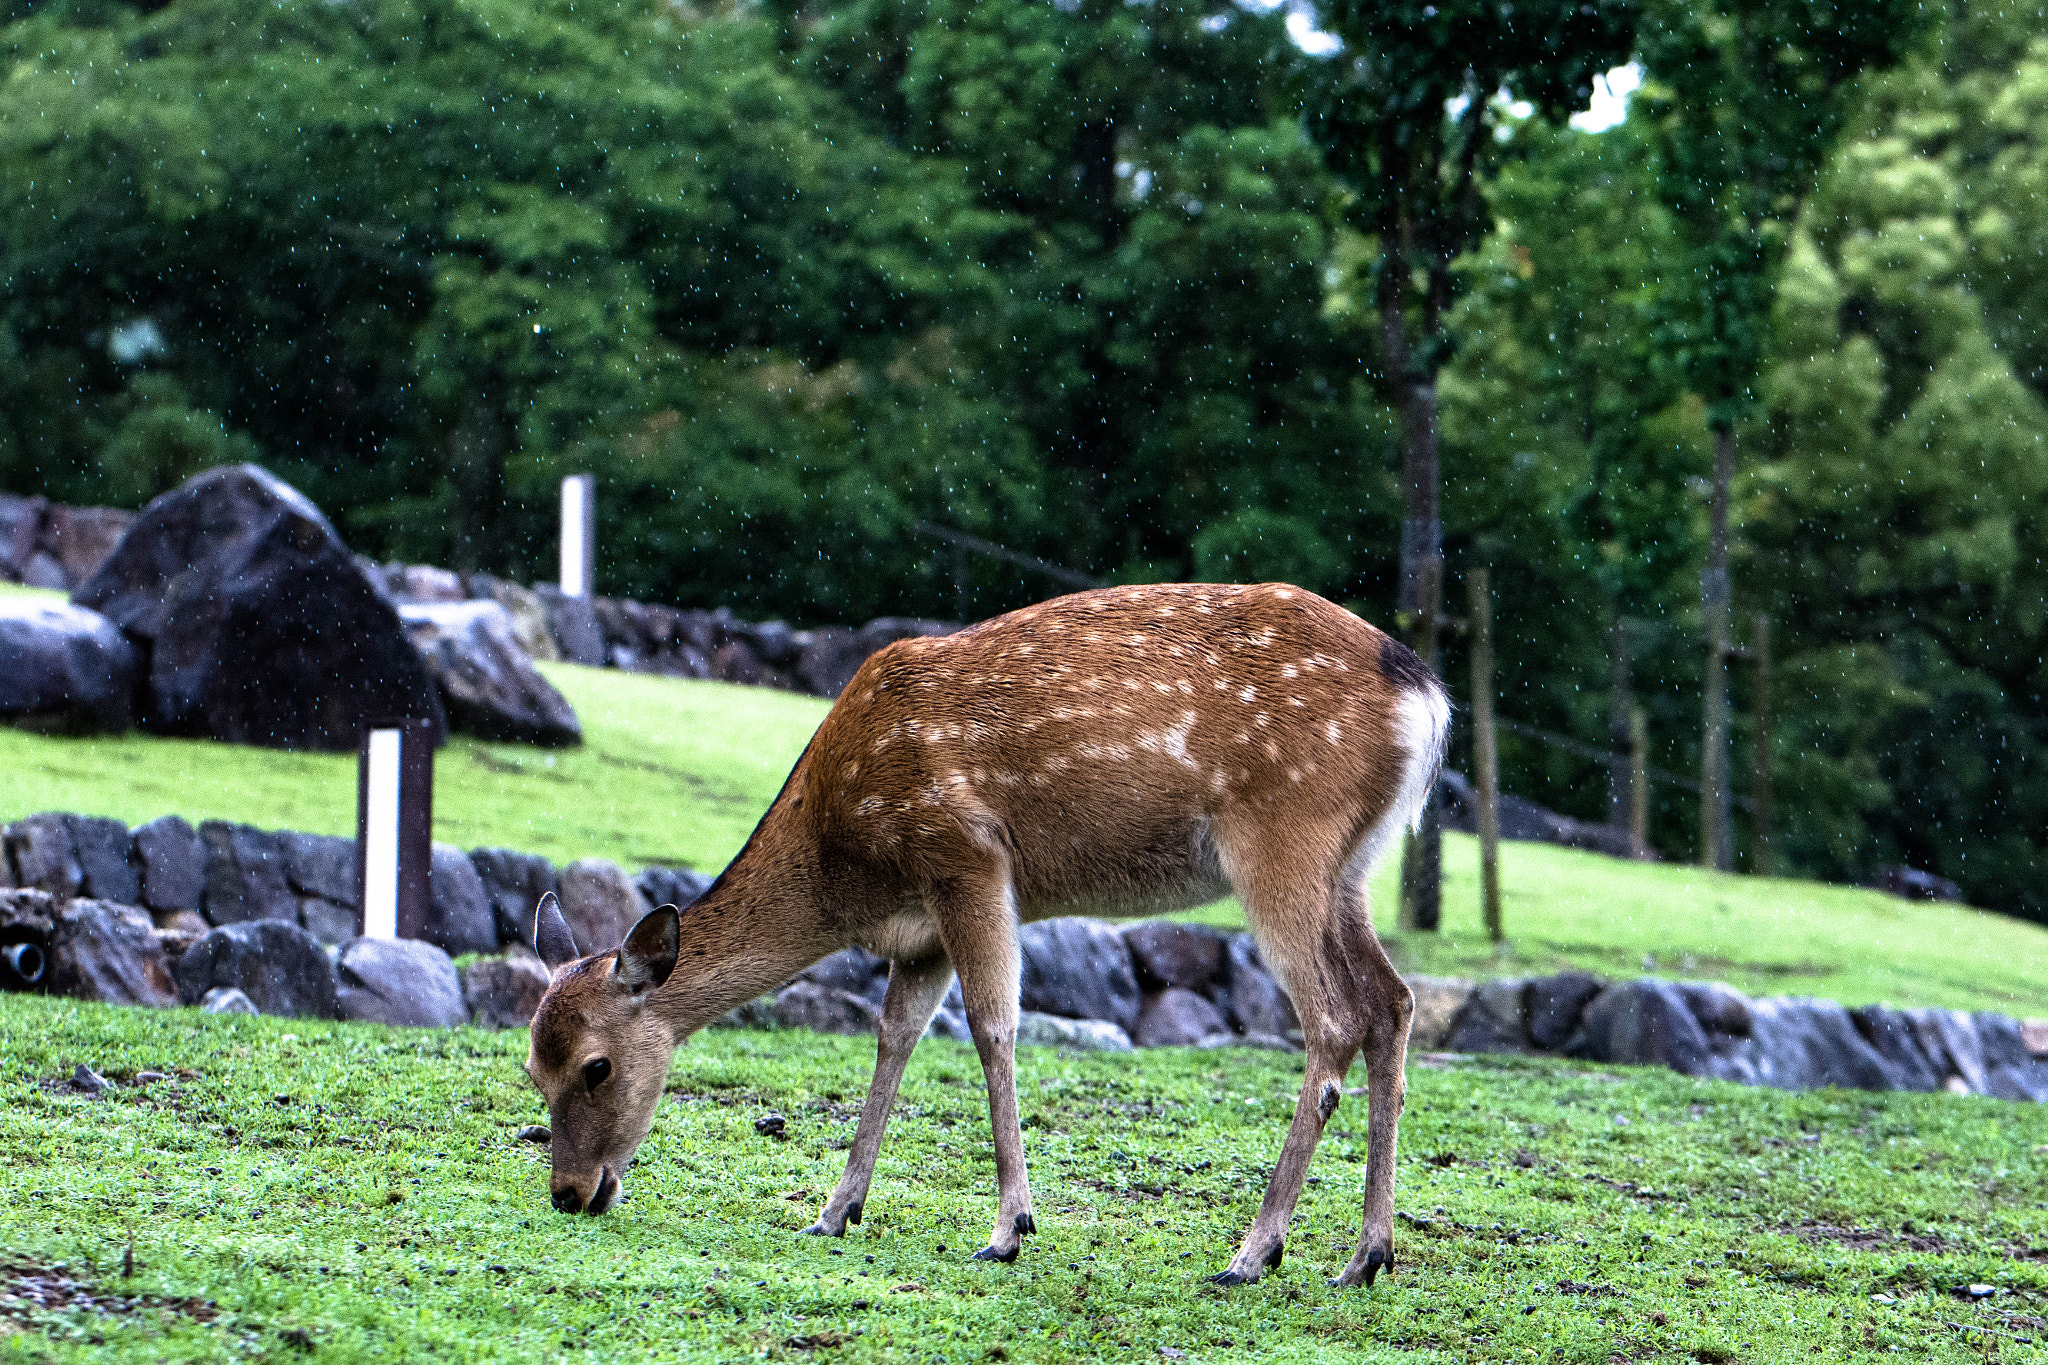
[0,1259,218,1332]
[1787,1221,1948,1254]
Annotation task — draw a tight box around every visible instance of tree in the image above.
[1304,0,1636,927]
[1636,0,1926,868]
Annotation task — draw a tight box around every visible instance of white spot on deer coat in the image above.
[1326,721,1343,745]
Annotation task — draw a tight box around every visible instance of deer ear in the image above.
[533,892,581,968]
[617,904,680,993]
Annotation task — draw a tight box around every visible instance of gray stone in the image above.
[0,493,48,582]
[925,1008,973,1043]
[774,980,880,1036]
[711,640,792,690]
[44,899,177,1006]
[1446,977,1530,1053]
[5,813,82,895]
[556,858,648,956]
[636,865,714,912]
[298,897,358,947]
[398,564,466,602]
[1133,987,1231,1047]
[1016,1011,1132,1052]
[1123,921,1226,991]
[471,848,558,948]
[200,986,257,1015]
[199,821,297,926]
[1221,934,1298,1040]
[535,586,605,666]
[462,953,552,1028]
[793,626,869,699]
[173,920,338,1019]
[72,463,444,751]
[1849,1006,1945,1093]
[1406,975,1475,1050]
[0,598,139,734]
[469,577,560,662]
[1523,972,1606,1051]
[45,505,136,586]
[62,815,139,905]
[1740,998,1902,1092]
[133,815,205,915]
[1973,1013,2048,1101]
[400,600,581,747]
[21,554,66,590]
[279,831,356,906]
[802,947,889,996]
[855,617,960,655]
[1568,979,1715,1077]
[1437,769,1645,861]
[1904,1008,1987,1094]
[1676,980,1754,1038]
[1018,918,1142,1032]
[425,844,498,958]
[336,937,467,1028]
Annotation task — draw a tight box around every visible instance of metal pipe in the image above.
[3,942,46,986]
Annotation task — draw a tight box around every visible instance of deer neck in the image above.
[651,824,835,1037]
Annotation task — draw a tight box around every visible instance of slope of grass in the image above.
[3,641,2047,1013]
[2,993,2045,1363]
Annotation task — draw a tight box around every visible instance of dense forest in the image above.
[1,0,2043,918]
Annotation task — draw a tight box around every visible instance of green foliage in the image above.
[3,994,2047,1361]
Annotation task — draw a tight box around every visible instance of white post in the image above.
[356,717,432,939]
[560,473,595,598]
[361,727,402,940]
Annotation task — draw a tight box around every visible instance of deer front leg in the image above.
[803,952,957,1238]
[932,874,1035,1263]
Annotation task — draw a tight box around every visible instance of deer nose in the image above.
[551,1185,584,1215]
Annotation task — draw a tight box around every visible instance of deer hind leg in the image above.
[929,865,1036,1263]
[1211,840,1381,1287]
[802,951,956,1238]
[1327,882,1413,1288]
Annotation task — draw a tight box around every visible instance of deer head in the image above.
[523,892,680,1215]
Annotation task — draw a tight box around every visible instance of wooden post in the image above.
[1470,568,1502,942]
[1629,704,1650,859]
[1608,613,1632,828]
[357,717,434,940]
[559,473,596,598]
[1400,554,1445,932]
[1750,612,1775,876]
[1699,428,1735,871]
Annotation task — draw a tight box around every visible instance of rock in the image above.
[1437,769,1646,861]
[0,598,139,733]
[1873,865,1962,902]
[794,627,869,698]
[1133,987,1231,1047]
[71,463,445,751]
[635,865,715,912]
[425,844,498,958]
[2022,1020,2048,1057]
[45,505,136,586]
[1904,1008,1988,1094]
[398,564,466,602]
[1676,980,1754,1039]
[1221,934,1299,1040]
[801,947,889,997]
[1741,998,1903,1092]
[133,815,206,915]
[535,586,605,666]
[1845,1007,1950,1094]
[43,899,179,1006]
[173,919,338,1019]
[400,601,581,747]
[1523,972,1606,1051]
[711,640,793,690]
[5,813,82,895]
[464,575,560,661]
[298,898,358,946]
[152,908,210,939]
[200,986,257,1015]
[59,815,139,905]
[335,937,467,1028]
[1974,1013,2048,1101]
[1405,975,1475,1050]
[1016,1011,1133,1052]
[856,617,960,654]
[714,996,780,1030]
[774,980,880,1035]
[1018,918,1141,1032]
[1123,921,1226,992]
[0,493,49,582]
[470,848,559,948]
[199,822,297,926]
[279,831,357,906]
[731,619,800,668]
[925,1007,973,1042]
[1568,979,1715,1077]
[462,954,552,1028]
[1445,978,1530,1053]
[555,858,648,956]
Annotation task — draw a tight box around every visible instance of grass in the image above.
[3,993,2048,1363]
[5,594,2048,1013]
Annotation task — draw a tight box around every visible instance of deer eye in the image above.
[582,1058,612,1092]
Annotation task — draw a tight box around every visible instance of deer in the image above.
[521,581,1449,1287]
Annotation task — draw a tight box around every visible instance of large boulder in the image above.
[173,920,338,1018]
[133,815,206,917]
[278,831,358,944]
[800,947,890,1002]
[1016,1011,1132,1052]
[1220,934,1299,1040]
[555,858,648,956]
[1123,921,1226,992]
[535,586,605,666]
[65,815,140,905]
[399,601,581,747]
[1741,997,1903,1092]
[1444,978,1530,1053]
[0,494,49,583]
[0,598,139,734]
[1567,978,1715,1076]
[1018,918,1141,1033]
[4,813,83,895]
[793,627,868,699]
[199,821,297,926]
[1405,975,1475,1050]
[462,953,552,1028]
[1524,972,1606,1052]
[1133,987,1231,1047]
[45,505,137,586]
[471,848,558,947]
[424,844,498,958]
[1850,1005,1946,1093]
[71,463,444,750]
[774,980,881,1035]
[45,900,178,1007]
[465,576,560,662]
[335,937,467,1028]
[636,865,715,913]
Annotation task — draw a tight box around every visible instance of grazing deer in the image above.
[522,582,1448,1287]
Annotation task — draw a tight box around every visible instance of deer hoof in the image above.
[971,1242,1020,1263]
[1363,1246,1394,1287]
[1014,1212,1036,1236]
[797,1221,843,1238]
[1206,1268,1257,1287]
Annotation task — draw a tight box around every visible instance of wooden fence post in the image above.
[1470,568,1502,942]
[357,717,434,940]
[1399,555,1445,932]
[1608,613,1632,829]
[1751,612,1775,876]
[1629,704,1650,859]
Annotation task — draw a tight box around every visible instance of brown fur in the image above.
[524,582,1447,1285]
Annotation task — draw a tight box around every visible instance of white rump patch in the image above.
[1346,686,1453,887]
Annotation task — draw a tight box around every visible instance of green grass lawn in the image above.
[4,607,2048,1014]
[3,993,2046,1363]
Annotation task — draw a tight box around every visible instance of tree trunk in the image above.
[1751,612,1775,876]
[1385,267,1443,933]
[1470,567,1502,942]
[1700,425,1735,872]
[1608,612,1631,829]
